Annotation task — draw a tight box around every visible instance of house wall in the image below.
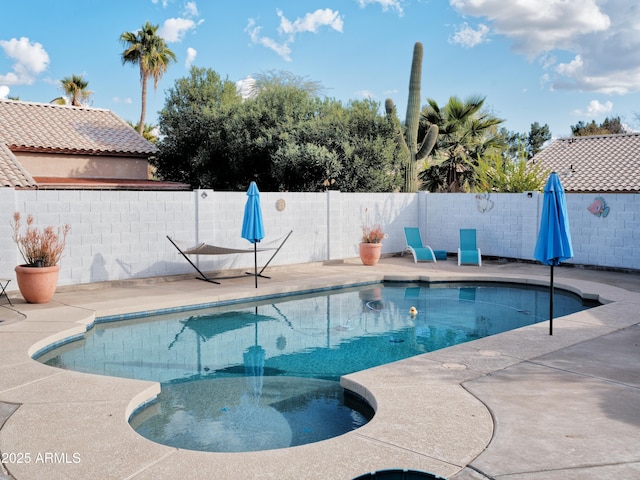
[0,189,637,289]
[14,152,149,179]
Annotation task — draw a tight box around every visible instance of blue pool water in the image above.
[38,282,594,452]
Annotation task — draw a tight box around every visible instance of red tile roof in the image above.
[530,133,640,193]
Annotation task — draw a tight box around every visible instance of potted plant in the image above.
[12,212,70,303]
[359,223,385,266]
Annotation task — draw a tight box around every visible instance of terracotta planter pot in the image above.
[359,242,382,266]
[15,264,60,304]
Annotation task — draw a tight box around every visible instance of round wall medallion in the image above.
[276,198,286,211]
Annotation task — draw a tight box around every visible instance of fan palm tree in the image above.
[126,121,158,143]
[51,74,92,106]
[120,22,176,135]
[419,95,504,192]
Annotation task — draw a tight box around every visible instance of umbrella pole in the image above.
[549,264,554,335]
[254,242,258,288]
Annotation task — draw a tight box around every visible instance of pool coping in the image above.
[1,258,639,479]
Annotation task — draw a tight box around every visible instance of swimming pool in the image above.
[37,281,595,452]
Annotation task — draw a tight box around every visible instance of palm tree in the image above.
[419,95,504,192]
[126,120,158,143]
[52,74,92,106]
[120,22,176,135]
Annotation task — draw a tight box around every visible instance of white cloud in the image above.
[112,96,133,104]
[450,0,610,57]
[0,37,50,85]
[278,8,343,35]
[539,53,556,70]
[449,23,490,48]
[356,90,376,99]
[236,76,256,99]
[587,100,613,115]
[185,47,197,69]
[355,0,404,15]
[571,99,614,116]
[246,20,293,62]
[0,85,9,98]
[555,55,583,77]
[184,1,198,17]
[159,18,196,42]
[450,0,640,95]
[539,73,550,89]
[151,0,171,7]
[247,9,344,61]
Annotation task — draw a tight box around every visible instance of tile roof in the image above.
[0,99,157,155]
[0,99,178,189]
[530,133,640,193]
[0,143,36,188]
[32,177,190,190]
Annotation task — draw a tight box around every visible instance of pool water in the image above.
[38,282,594,452]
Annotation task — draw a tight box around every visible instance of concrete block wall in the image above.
[0,189,420,288]
[7,189,199,286]
[422,191,640,270]
[565,193,640,270]
[1,188,638,290]
[423,192,540,260]
[335,192,419,258]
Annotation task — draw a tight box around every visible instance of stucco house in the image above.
[0,99,188,190]
[530,133,640,193]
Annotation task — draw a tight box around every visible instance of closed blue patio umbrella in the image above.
[242,181,265,287]
[533,172,573,335]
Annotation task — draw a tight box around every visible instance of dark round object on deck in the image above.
[352,469,446,480]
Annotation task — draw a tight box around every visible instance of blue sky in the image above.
[1,0,639,138]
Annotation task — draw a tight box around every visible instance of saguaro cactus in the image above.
[385,42,438,193]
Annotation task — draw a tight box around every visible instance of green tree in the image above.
[339,99,402,191]
[497,127,526,160]
[271,98,401,192]
[51,74,92,106]
[120,22,176,135]
[499,122,551,160]
[419,95,504,192]
[154,68,402,192]
[527,122,551,157]
[126,121,158,142]
[475,149,549,193]
[247,70,325,98]
[570,116,626,136]
[154,67,241,188]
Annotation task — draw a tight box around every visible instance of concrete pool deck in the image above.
[0,257,639,480]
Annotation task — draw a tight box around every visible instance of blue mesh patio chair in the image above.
[403,227,436,263]
[458,229,482,266]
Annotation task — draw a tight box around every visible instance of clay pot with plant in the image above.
[359,222,385,266]
[12,212,70,303]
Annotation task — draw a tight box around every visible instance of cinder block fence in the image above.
[1,188,637,289]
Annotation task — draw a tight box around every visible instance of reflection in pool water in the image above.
[130,377,371,452]
[39,282,594,452]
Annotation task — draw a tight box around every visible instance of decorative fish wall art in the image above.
[587,197,609,218]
